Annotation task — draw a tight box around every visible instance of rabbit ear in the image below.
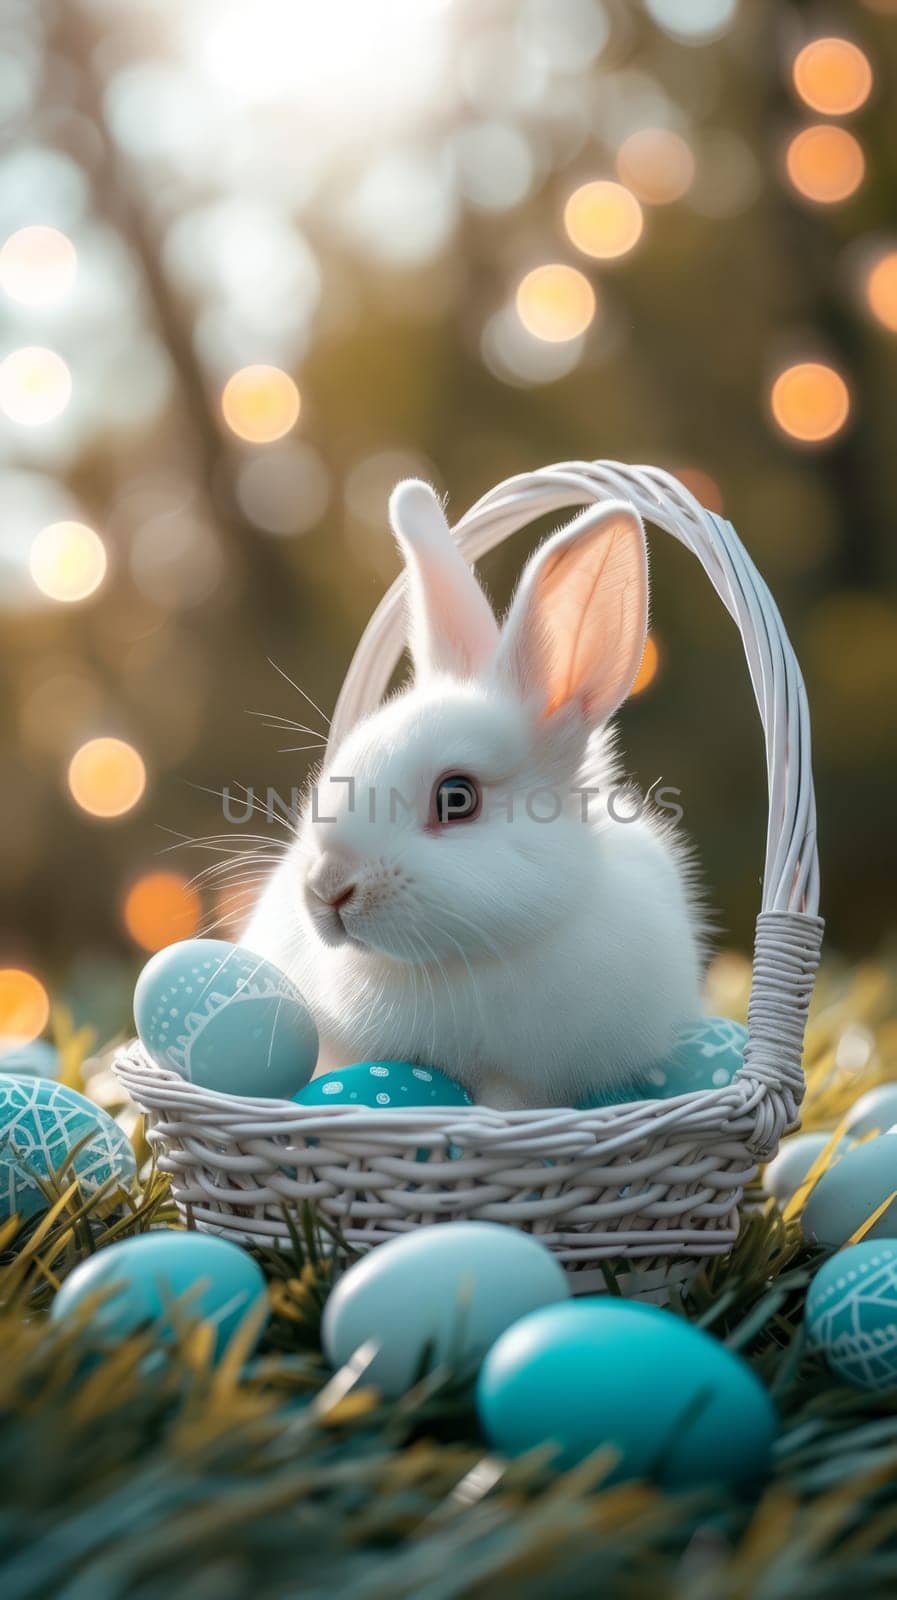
[494,501,648,728]
[389,479,500,679]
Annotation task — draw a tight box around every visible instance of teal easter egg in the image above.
[0,1073,137,1222]
[806,1241,897,1390]
[844,1084,897,1141]
[295,1061,473,1109]
[641,1016,748,1098]
[0,1038,60,1077]
[51,1229,268,1359]
[802,1135,897,1247]
[763,1131,837,1205]
[477,1298,776,1490]
[322,1221,569,1397]
[134,938,317,1099]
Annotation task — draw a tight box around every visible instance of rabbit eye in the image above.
[432,773,481,826]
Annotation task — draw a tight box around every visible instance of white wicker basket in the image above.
[115,461,823,1289]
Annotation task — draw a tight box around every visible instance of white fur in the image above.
[244,484,705,1108]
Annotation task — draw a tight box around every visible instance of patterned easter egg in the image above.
[51,1229,268,1360]
[134,938,318,1099]
[477,1298,776,1489]
[801,1135,897,1248]
[0,1038,60,1077]
[806,1241,897,1390]
[0,1073,137,1222]
[640,1016,749,1097]
[294,1061,473,1109]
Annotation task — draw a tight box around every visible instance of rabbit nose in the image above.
[306,852,358,912]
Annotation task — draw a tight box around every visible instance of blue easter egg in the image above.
[295,1061,473,1109]
[0,1038,60,1077]
[0,1073,137,1222]
[51,1229,269,1359]
[477,1298,776,1490]
[640,1016,749,1098]
[322,1221,569,1397]
[844,1083,897,1141]
[801,1134,897,1248]
[806,1241,897,1390]
[134,939,317,1099]
[763,1131,838,1205]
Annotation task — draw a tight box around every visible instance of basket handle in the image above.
[329,461,823,1143]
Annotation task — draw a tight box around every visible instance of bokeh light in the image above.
[221,364,300,444]
[0,968,50,1045]
[785,125,865,205]
[866,251,897,333]
[630,634,659,696]
[515,264,596,343]
[237,441,332,535]
[68,737,147,818]
[122,870,202,952]
[672,467,724,514]
[770,362,850,444]
[0,225,77,306]
[615,128,695,206]
[564,180,643,260]
[643,0,738,44]
[0,346,72,426]
[29,520,107,603]
[792,38,873,117]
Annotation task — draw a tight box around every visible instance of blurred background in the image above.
[1,0,896,1048]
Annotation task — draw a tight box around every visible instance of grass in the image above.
[2,952,897,1599]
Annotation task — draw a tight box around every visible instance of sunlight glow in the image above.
[30,521,107,603]
[792,38,873,116]
[221,365,300,444]
[866,252,897,333]
[0,226,77,306]
[0,346,72,426]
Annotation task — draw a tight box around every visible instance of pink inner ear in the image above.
[391,480,499,680]
[541,522,645,719]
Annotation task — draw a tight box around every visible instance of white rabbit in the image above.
[244,480,705,1108]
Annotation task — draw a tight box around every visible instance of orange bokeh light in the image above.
[770,362,850,443]
[221,364,301,444]
[630,634,659,696]
[616,128,695,206]
[564,180,644,260]
[0,968,50,1044]
[792,38,872,116]
[785,125,864,204]
[68,737,147,818]
[866,252,897,333]
[672,467,724,514]
[123,871,202,952]
[515,264,596,343]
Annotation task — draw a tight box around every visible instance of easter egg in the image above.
[322,1221,569,1397]
[806,1240,897,1390]
[0,1073,137,1222]
[801,1135,897,1248]
[295,1061,473,1109]
[134,938,317,1099]
[51,1229,268,1359]
[640,1016,748,1097]
[844,1084,897,1141]
[477,1298,776,1489]
[763,1131,836,1205]
[0,1038,60,1077]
